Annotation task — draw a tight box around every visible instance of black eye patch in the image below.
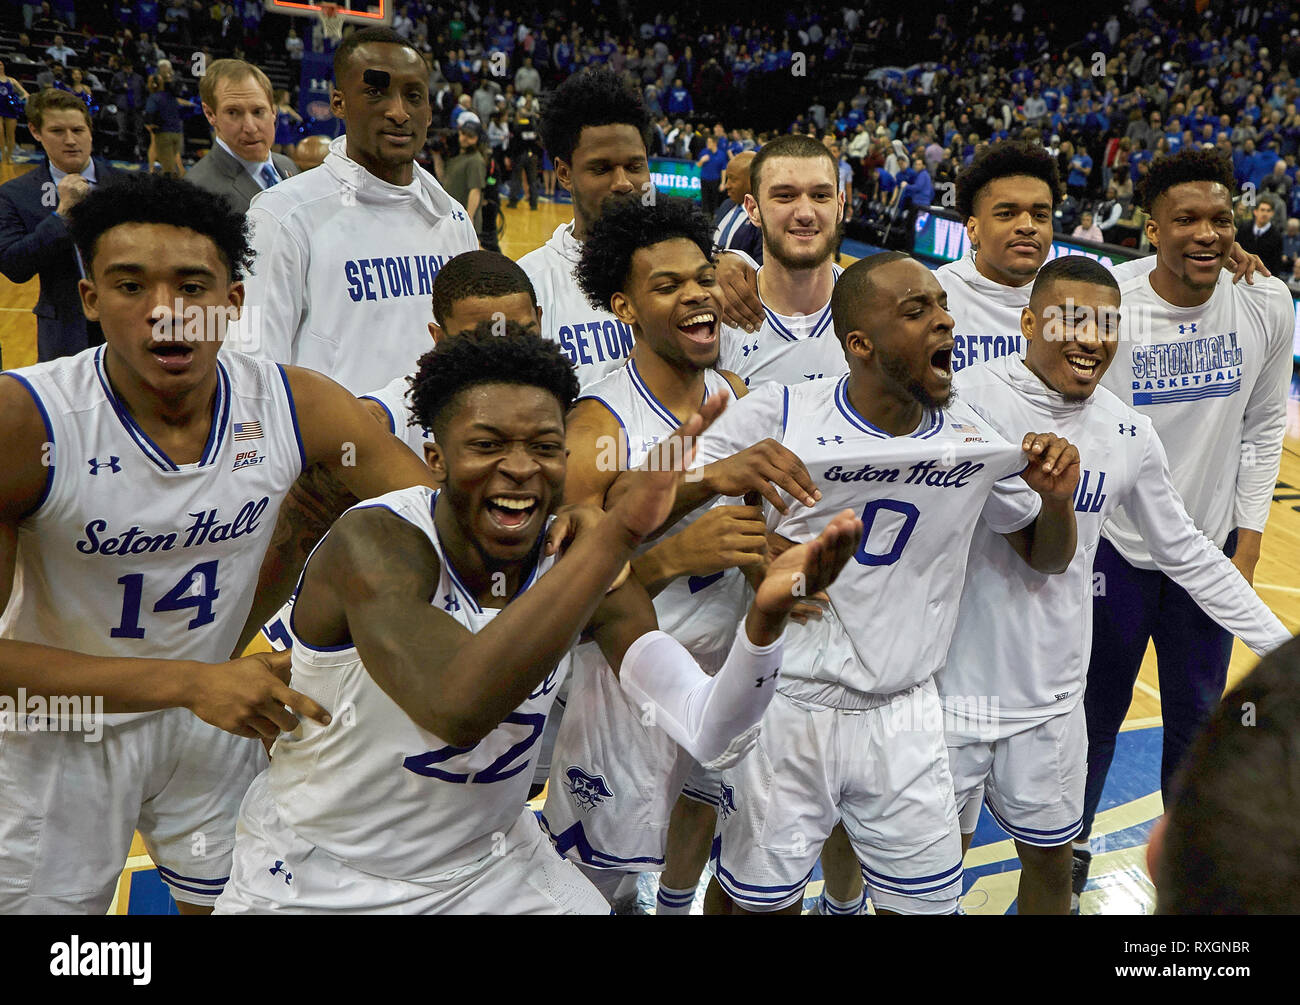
[362,69,390,89]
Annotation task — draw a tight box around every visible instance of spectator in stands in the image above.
[45,35,76,67]
[0,88,122,362]
[472,76,500,123]
[1282,217,1300,274]
[443,113,488,243]
[897,153,933,213]
[1066,144,1092,201]
[515,57,541,96]
[285,26,304,61]
[187,58,298,214]
[0,60,31,166]
[1261,157,1293,202]
[1288,257,1300,296]
[1237,197,1285,276]
[696,132,728,216]
[1071,210,1104,243]
[665,77,692,116]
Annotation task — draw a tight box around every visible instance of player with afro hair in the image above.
[1135,146,1236,213]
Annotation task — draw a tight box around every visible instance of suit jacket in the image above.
[184,142,299,215]
[0,156,122,362]
[1238,224,1285,278]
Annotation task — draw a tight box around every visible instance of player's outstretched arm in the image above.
[1128,429,1293,655]
[1001,432,1080,575]
[590,510,862,767]
[604,385,820,537]
[235,367,437,656]
[310,402,717,747]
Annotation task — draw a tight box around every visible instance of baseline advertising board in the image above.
[649,157,701,201]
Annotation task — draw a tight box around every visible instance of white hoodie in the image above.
[518,222,635,392]
[230,136,479,394]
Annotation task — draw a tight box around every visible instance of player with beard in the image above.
[716,135,850,388]
[214,329,861,913]
[1074,150,1295,911]
[940,255,1290,914]
[538,197,823,913]
[939,141,1270,375]
[624,252,1083,915]
[523,67,766,393]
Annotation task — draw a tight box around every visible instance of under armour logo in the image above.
[451,210,466,221]
[1118,423,1136,437]
[1177,323,1198,335]
[268,860,292,885]
[443,593,461,611]
[754,668,779,688]
[817,435,844,445]
[88,456,121,475]
[804,374,825,381]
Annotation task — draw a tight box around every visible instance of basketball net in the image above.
[318,3,344,41]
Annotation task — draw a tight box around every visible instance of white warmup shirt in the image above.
[1100,269,1294,568]
[230,136,479,394]
[939,355,1291,722]
[518,222,636,391]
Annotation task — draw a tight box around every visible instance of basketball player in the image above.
[229,26,479,394]
[521,66,762,392]
[676,252,1085,915]
[214,328,862,913]
[541,197,817,913]
[940,141,1268,373]
[941,255,1291,914]
[716,134,851,388]
[0,174,439,914]
[1075,149,1295,908]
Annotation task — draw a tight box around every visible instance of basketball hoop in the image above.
[318,2,344,42]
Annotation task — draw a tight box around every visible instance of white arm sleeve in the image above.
[618,626,784,769]
[1234,283,1293,534]
[229,206,306,364]
[1131,425,1293,656]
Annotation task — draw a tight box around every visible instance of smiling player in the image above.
[941,254,1291,914]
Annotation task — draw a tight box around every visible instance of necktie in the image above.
[260,163,280,189]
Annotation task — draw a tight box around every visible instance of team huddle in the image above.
[0,35,1292,916]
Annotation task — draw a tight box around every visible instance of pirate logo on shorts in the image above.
[718,782,738,820]
[564,766,614,812]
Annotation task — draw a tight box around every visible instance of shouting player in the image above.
[670,252,1084,915]
[214,329,861,914]
[941,254,1291,914]
[1075,149,1295,908]
[0,173,438,914]
[540,196,821,913]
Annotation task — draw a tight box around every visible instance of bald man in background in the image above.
[294,134,331,171]
[711,149,762,263]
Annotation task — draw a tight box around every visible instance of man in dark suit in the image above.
[0,88,121,364]
[185,59,297,214]
[1236,198,1285,278]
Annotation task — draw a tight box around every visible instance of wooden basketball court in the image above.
[2,160,1297,914]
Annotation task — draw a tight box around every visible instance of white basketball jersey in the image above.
[1,347,305,723]
[518,223,635,391]
[359,372,432,457]
[542,361,747,869]
[580,359,748,649]
[716,264,847,387]
[693,376,1041,695]
[940,354,1290,720]
[264,486,568,880]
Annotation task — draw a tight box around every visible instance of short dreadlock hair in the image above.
[430,251,539,330]
[539,66,651,164]
[407,322,579,441]
[67,172,254,281]
[1137,147,1236,213]
[955,140,1062,221]
[575,196,714,313]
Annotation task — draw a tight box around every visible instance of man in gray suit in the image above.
[186,59,298,214]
